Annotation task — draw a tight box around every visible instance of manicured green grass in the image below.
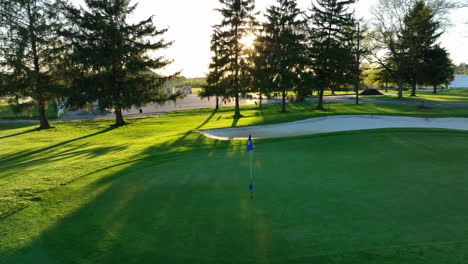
[322,90,355,96]
[1,102,468,263]
[362,89,468,103]
[0,103,58,120]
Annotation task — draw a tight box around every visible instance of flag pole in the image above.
[250,150,253,200]
[247,135,254,200]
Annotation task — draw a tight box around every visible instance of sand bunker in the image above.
[199,115,468,140]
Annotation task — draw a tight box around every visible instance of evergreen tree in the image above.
[251,33,273,108]
[202,27,228,110]
[424,45,454,93]
[213,0,256,118]
[60,0,181,127]
[308,0,356,109]
[254,0,308,112]
[372,66,395,92]
[402,0,442,96]
[0,0,63,129]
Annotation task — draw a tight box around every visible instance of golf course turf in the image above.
[1,102,468,263]
[362,89,468,103]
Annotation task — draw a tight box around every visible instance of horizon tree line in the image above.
[0,0,461,129]
[204,0,458,116]
[204,0,363,115]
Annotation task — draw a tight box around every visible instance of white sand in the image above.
[199,115,468,140]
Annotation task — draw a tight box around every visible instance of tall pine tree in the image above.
[254,0,308,112]
[424,45,454,94]
[212,0,256,118]
[202,27,228,110]
[402,0,442,96]
[0,0,63,129]
[61,0,181,127]
[308,0,356,109]
[251,35,272,108]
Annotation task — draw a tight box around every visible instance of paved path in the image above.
[0,95,282,125]
[200,115,468,140]
[1,94,467,125]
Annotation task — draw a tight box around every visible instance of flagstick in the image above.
[250,150,253,200]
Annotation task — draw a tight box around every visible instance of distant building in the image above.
[165,81,173,94]
[449,75,468,89]
[146,69,175,94]
[175,85,192,95]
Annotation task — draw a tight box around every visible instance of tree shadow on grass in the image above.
[0,128,37,141]
[0,127,115,168]
[152,109,219,154]
[195,109,217,130]
[231,117,240,128]
[0,144,129,180]
[0,113,268,263]
[0,134,261,264]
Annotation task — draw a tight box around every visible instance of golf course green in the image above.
[1,102,468,263]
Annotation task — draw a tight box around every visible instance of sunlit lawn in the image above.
[1,101,468,263]
[362,89,468,103]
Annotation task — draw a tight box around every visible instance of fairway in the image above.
[2,0,467,262]
[1,103,468,263]
[363,89,468,103]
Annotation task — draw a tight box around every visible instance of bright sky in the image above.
[71,0,468,77]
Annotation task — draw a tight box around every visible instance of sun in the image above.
[240,34,256,49]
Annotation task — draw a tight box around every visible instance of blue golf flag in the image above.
[247,135,254,152]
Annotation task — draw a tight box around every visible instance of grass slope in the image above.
[1,102,468,263]
[363,89,468,103]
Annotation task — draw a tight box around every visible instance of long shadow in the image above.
[153,109,219,154]
[0,127,115,167]
[0,111,266,263]
[195,109,217,130]
[0,129,37,140]
[0,144,128,179]
[0,134,249,264]
[231,117,240,128]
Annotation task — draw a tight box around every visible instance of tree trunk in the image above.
[259,92,263,108]
[385,82,388,93]
[397,77,404,99]
[215,95,219,110]
[281,89,287,113]
[233,23,242,119]
[355,83,359,105]
[433,85,437,94]
[38,101,51,130]
[233,94,242,118]
[317,87,325,109]
[410,82,417,97]
[114,108,126,127]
